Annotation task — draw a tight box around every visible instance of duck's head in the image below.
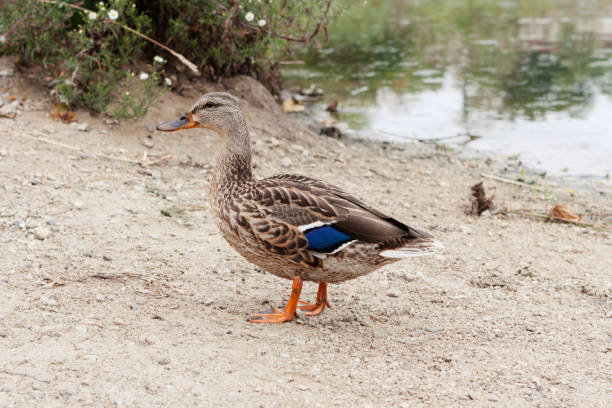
[156,92,244,136]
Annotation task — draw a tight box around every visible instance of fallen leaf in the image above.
[466,182,494,216]
[549,202,582,222]
[326,100,339,112]
[282,97,305,113]
[50,102,76,123]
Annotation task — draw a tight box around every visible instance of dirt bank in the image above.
[1,62,611,407]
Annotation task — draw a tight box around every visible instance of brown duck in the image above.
[157,92,441,323]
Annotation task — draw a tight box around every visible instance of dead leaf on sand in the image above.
[326,100,339,112]
[50,102,76,123]
[466,181,494,216]
[549,202,582,222]
[282,97,305,113]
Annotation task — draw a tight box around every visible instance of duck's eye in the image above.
[179,114,187,121]
[204,101,215,108]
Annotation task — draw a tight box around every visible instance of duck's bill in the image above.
[156,113,198,132]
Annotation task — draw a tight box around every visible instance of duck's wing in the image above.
[241,174,432,256]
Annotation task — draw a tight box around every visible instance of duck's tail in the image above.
[380,238,443,259]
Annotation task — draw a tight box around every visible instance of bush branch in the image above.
[36,0,200,75]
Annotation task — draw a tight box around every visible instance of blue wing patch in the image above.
[304,225,352,253]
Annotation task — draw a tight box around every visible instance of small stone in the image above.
[425,327,440,333]
[95,295,105,302]
[33,226,51,240]
[0,149,7,157]
[74,324,87,333]
[279,352,290,359]
[158,359,170,365]
[386,288,400,298]
[102,254,112,261]
[74,200,84,209]
[459,225,472,234]
[281,157,292,168]
[150,170,162,179]
[298,384,309,391]
[0,68,14,77]
[204,298,214,306]
[150,233,160,240]
[74,122,90,132]
[142,139,154,148]
[40,296,58,306]
[45,218,57,226]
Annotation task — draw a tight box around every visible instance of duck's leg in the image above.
[297,282,330,316]
[249,277,303,323]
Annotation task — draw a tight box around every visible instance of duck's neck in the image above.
[211,119,253,199]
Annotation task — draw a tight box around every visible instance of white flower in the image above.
[153,55,165,64]
[258,19,266,27]
[164,77,172,86]
[139,72,149,80]
[88,11,97,20]
[245,12,254,22]
[0,34,6,44]
[107,9,119,21]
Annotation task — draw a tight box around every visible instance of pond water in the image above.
[283,0,612,178]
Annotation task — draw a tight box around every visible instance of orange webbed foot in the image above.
[296,282,330,316]
[248,277,302,324]
[249,308,296,324]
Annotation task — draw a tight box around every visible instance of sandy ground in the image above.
[1,61,611,407]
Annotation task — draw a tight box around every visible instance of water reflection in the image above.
[283,0,612,176]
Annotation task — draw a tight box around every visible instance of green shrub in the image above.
[0,0,342,118]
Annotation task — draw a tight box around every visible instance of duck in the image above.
[156,92,441,323]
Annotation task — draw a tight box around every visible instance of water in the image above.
[283,0,612,178]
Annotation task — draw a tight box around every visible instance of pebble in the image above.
[386,288,401,298]
[40,296,58,306]
[74,324,87,333]
[425,327,440,333]
[0,149,7,157]
[150,170,162,179]
[95,295,105,302]
[204,298,215,306]
[71,122,90,132]
[102,254,112,261]
[459,225,472,234]
[158,359,170,365]
[281,157,292,168]
[33,226,51,240]
[45,218,57,226]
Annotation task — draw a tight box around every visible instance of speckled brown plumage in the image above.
[157,92,441,322]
